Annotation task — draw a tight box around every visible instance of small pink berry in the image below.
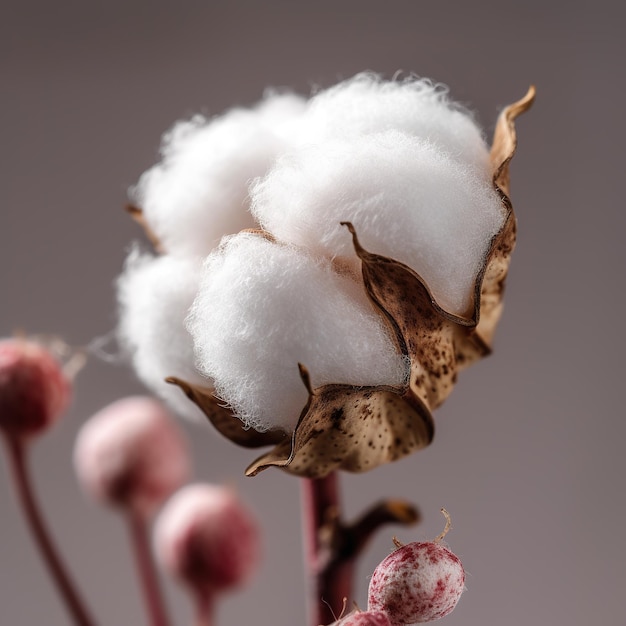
[154,484,259,594]
[0,338,71,440]
[74,396,189,515]
[368,511,465,624]
[331,610,392,625]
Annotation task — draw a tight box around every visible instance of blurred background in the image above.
[2,1,624,624]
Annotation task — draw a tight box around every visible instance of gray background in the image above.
[2,1,624,625]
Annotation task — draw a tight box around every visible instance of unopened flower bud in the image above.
[0,338,71,440]
[74,396,189,515]
[154,484,259,595]
[368,539,465,624]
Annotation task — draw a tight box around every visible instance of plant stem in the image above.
[194,591,215,626]
[127,509,171,626]
[3,435,96,626]
[301,474,421,626]
[301,472,352,626]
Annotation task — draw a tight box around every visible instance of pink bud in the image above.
[368,541,465,624]
[331,610,392,625]
[0,338,71,440]
[154,484,259,595]
[74,396,189,515]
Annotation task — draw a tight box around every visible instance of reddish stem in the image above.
[194,591,215,626]
[127,509,171,626]
[301,472,353,626]
[3,435,96,626]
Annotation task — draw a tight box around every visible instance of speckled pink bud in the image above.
[331,610,392,625]
[368,541,465,624]
[154,484,259,594]
[74,396,189,515]
[0,338,71,439]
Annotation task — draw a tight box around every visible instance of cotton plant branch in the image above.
[126,508,172,626]
[3,436,97,626]
[301,472,419,626]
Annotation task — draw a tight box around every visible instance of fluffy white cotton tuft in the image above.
[301,73,490,170]
[131,92,306,258]
[117,250,208,420]
[252,131,505,316]
[187,234,408,432]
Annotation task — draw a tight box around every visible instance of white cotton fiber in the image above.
[301,73,490,171]
[131,92,306,258]
[251,131,506,317]
[117,250,208,420]
[187,234,408,432]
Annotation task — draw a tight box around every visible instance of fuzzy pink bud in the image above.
[74,396,189,515]
[0,338,71,440]
[332,610,392,625]
[368,541,465,624]
[154,484,259,595]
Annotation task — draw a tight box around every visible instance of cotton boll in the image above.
[252,131,505,317]
[187,234,408,433]
[302,73,490,171]
[117,250,207,420]
[132,92,306,258]
[256,90,307,141]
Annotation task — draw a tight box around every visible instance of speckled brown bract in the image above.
[166,376,285,449]
[470,85,536,355]
[246,364,434,477]
[152,88,534,479]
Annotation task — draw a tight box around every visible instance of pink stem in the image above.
[3,435,96,626]
[194,591,215,626]
[301,472,353,626]
[127,509,171,626]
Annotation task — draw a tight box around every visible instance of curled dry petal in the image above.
[246,364,434,477]
[168,88,535,478]
[165,376,285,448]
[459,86,535,364]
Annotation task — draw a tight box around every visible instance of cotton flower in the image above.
[123,73,534,478]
